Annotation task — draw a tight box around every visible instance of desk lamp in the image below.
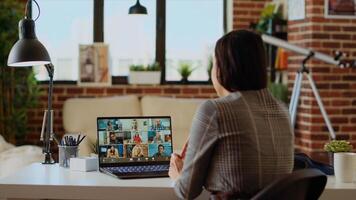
[7,0,55,164]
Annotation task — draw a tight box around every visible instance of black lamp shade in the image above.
[129,0,147,15]
[7,18,51,67]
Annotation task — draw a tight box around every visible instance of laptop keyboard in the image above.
[106,165,169,174]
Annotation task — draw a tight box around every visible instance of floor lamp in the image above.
[262,34,353,140]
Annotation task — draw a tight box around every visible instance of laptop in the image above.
[97,116,173,178]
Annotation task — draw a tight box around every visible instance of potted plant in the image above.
[90,139,99,157]
[324,140,353,163]
[177,63,196,84]
[128,62,161,85]
[324,140,354,182]
[255,3,282,34]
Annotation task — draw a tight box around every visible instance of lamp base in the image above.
[42,152,55,164]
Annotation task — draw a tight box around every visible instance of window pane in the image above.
[105,0,156,76]
[166,0,223,81]
[33,0,93,81]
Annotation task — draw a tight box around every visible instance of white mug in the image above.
[334,152,356,183]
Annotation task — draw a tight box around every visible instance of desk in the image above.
[320,176,356,200]
[0,163,209,200]
[0,163,355,200]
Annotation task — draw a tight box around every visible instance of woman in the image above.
[106,146,119,158]
[132,145,144,158]
[151,132,164,144]
[133,133,142,144]
[169,30,294,199]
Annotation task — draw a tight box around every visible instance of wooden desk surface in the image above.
[0,163,355,200]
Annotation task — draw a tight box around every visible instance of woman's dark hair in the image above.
[214,30,267,91]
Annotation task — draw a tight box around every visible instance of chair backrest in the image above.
[251,169,327,200]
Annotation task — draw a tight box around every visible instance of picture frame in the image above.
[78,43,111,86]
[288,0,306,20]
[325,0,356,19]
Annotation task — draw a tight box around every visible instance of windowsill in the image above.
[37,77,212,86]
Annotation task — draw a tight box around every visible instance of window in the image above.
[33,0,225,83]
[104,0,156,76]
[33,0,93,81]
[165,0,224,81]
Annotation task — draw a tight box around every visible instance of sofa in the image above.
[0,135,42,178]
[63,95,205,156]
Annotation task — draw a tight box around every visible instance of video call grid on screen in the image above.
[97,117,173,163]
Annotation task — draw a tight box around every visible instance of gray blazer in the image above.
[174,89,294,199]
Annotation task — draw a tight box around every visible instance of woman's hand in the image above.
[169,139,189,181]
[180,139,188,159]
[169,153,184,181]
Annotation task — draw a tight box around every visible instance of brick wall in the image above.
[233,0,272,29]
[288,0,356,162]
[26,85,217,146]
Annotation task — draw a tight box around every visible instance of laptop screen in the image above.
[97,116,173,165]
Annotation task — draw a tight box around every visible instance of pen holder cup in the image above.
[58,145,79,168]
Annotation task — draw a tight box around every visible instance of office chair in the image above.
[251,169,327,200]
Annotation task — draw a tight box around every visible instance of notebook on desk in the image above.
[97,116,173,179]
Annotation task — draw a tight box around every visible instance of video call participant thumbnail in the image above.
[109,132,123,144]
[149,143,172,159]
[125,144,148,158]
[153,144,166,158]
[132,145,145,158]
[132,132,142,144]
[151,132,164,144]
[106,145,119,158]
[106,121,113,131]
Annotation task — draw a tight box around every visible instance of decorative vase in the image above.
[208,77,212,84]
[181,77,188,84]
[129,71,161,85]
[333,152,356,183]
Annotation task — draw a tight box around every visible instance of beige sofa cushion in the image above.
[141,96,205,151]
[63,95,142,156]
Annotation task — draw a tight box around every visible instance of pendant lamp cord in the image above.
[25,0,41,21]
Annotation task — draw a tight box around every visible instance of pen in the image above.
[77,135,86,146]
[77,134,80,146]
[69,136,73,145]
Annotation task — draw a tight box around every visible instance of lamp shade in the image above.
[7,18,51,67]
[128,0,147,15]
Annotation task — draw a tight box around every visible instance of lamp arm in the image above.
[43,63,54,164]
